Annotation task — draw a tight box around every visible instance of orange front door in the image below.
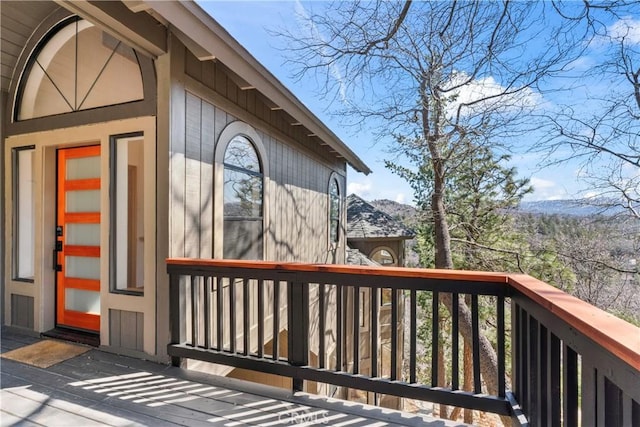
[56,145,101,332]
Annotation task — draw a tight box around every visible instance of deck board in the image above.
[1,328,468,426]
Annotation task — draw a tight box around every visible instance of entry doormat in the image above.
[1,340,90,368]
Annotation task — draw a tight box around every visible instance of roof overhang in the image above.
[52,0,369,173]
[129,0,371,174]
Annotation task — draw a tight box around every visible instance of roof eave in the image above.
[141,0,371,174]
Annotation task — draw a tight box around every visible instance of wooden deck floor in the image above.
[1,328,466,427]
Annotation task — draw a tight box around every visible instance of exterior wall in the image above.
[168,40,347,264]
[167,39,348,387]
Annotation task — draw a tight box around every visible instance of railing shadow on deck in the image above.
[167,258,640,426]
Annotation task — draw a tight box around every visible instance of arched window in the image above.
[370,247,397,266]
[329,176,341,245]
[223,135,264,259]
[17,17,143,120]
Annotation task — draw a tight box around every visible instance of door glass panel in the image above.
[66,256,100,280]
[66,223,100,246]
[65,289,100,314]
[112,135,145,293]
[66,156,101,179]
[66,190,100,212]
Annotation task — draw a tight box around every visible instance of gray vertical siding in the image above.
[170,45,347,264]
[109,309,144,352]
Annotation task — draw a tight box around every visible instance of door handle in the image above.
[53,242,62,272]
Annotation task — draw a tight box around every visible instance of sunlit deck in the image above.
[0,328,461,427]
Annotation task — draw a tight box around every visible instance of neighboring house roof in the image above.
[346,248,380,266]
[347,194,415,240]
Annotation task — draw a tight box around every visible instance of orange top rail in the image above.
[166,258,640,372]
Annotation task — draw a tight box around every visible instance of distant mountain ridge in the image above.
[518,199,626,217]
[369,197,627,218]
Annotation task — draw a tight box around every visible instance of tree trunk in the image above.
[429,143,508,426]
[464,300,474,424]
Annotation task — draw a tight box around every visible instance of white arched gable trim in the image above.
[213,121,269,259]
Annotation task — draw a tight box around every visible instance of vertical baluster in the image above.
[288,280,309,392]
[621,394,635,427]
[540,325,549,425]
[563,344,579,427]
[204,276,211,349]
[273,280,279,360]
[257,279,264,358]
[431,290,439,386]
[319,283,325,369]
[191,276,198,347]
[549,333,561,426]
[336,284,343,371]
[371,287,379,378]
[229,277,236,353]
[409,289,417,384]
[243,278,250,356]
[216,277,223,351]
[513,303,522,401]
[581,356,598,425]
[353,286,360,374]
[471,294,481,394]
[391,288,398,381]
[451,292,459,390]
[497,295,505,397]
[528,316,540,425]
[520,306,529,413]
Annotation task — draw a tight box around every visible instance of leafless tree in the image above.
[540,2,640,218]
[278,1,587,423]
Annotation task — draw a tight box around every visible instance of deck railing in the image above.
[167,258,640,426]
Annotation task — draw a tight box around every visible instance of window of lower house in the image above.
[329,177,340,245]
[13,146,36,281]
[223,135,264,260]
[111,134,144,294]
[371,248,396,266]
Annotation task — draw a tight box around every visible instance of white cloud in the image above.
[395,193,406,204]
[529,176,568,200]
[347,179,372,197]
[445,72,543,118]
[609,17,640,44]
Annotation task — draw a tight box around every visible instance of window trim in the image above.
[7,9,156,137]
[214,121,269,260]
[109,131,145,296]
[12,145,36,283]
[327,172,343,249]
[15,16,144,122]
[369,246,398,266]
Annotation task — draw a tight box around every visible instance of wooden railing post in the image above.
[169,271,186,367]
[288,279,308,392]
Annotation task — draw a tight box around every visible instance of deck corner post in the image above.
[168,269,186,367]
[288,279,309,392]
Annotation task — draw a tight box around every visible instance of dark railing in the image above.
[167,259,640,426]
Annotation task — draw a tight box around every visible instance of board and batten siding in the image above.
[169,42,347,264]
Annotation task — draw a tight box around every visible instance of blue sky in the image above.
[197,1,638,204]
